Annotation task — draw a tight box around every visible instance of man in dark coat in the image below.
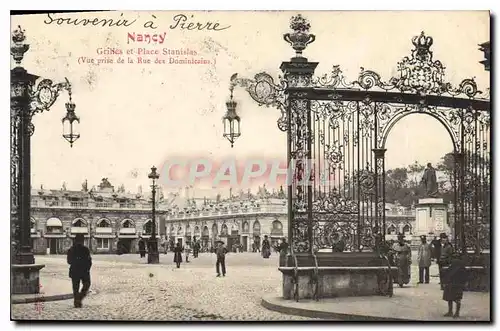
[431,236,442,262]
[439,233,454,289]
[67,234,92,308]
[173,242,183,268]
[443,252,468,318]
[138,238,146,258]
[215,241,228,277]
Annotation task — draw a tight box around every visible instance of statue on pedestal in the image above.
[421,163,438,198]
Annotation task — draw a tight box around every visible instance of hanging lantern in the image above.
[222,87,241,148]
[61,86,80,147]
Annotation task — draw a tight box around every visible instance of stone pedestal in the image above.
[412,198,450,244]
[280,252,395,300]
[11,264,45,294]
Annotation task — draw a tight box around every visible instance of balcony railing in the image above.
[96,202,113,208]
[70,202,88,208]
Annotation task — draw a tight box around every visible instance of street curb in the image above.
[261,296,409,321]
[12,293,74,304]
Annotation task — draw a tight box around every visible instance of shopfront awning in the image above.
[118,234,138,238]
[44,234,67,238]
[46,217,62,227]
[94,234,116,239]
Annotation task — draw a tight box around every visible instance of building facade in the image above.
[29,179,419,255]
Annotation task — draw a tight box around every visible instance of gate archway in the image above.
[229,16,490,255]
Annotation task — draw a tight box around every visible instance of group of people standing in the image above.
[137,237,202,262]
[390,232,468,318]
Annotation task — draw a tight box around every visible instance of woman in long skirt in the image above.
[392,234,412,287]
[261,235,271,259]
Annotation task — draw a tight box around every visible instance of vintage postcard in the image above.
[10,10,490,321]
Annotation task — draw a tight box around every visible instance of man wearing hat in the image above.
[392,233,412,287]
[67,233,92,308]
[439,233,454,289]
[417,235,432,284]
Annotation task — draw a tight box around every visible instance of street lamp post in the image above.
[147,166,160,264]
[10,26,80,294]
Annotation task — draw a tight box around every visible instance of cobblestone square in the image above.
[12,253,318,321]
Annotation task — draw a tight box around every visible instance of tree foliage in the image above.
[339,151,490,209]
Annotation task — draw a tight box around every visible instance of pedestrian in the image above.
[261,235,271,259]
[431,236,442,262]
[67,234,92,308]
[160,236,167,255]
[185,244,191,263]
[278,238,289,257]
[138,237,146,258]
[439,233,454,289]
[391,233,412,287]
[173,242,183,268]
[417,235,432,284]
[215,241,228,277]
[193,240,200,258]
[442,252,468,318]
[277,238,289,266]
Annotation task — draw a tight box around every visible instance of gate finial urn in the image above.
[284,14,315,59]
[11,25,30,65]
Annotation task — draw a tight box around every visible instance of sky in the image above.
[10,11,490,198]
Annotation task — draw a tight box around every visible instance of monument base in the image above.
[279,252,395,300]
[11,264,45,294]
[413,198,450,243]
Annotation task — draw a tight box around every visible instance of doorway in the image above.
[241,235,248,252]
[47,238,57,254]
[117,238,133,253]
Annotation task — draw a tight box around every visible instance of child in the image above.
[443,252,468,318]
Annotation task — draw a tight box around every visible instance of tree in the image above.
[408,161,425,187]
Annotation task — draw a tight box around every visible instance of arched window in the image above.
[72,218,87,227]
[271,220,284,236]
[212,223,218,236]
[194,226,200,236]
[403,224,411,235]
[387,225,397,235]
[46,217,63,233]
[97,219,111,228]
[143,220,152,234]
[177,226,183,235]
[202,226,209,237]
[242,221,249,233]
[122,219,134,228]
[253,220,261,235]
[170,225,175,234]
[221,224,228,236]
[272,220,283,230]
[186,225,192,235]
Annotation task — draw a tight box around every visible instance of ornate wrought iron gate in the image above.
[230,15,490,255]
